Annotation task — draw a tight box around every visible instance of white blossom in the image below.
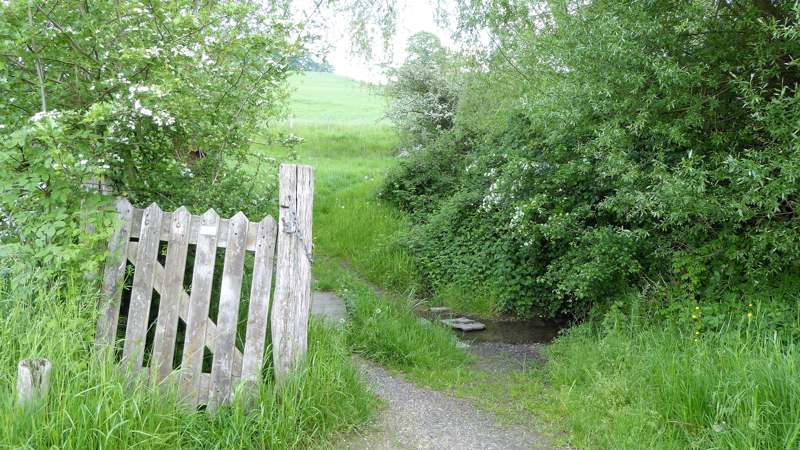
[30,110,60,123]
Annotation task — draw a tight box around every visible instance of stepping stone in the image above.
[441,317,486,332]
[429,306,452,314]
[311,291,347,324]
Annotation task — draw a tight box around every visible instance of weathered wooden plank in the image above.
[130,210,261,252]
[198,373,241,406]
[151,207,191,383]
[240,216,278,386]
[295,164,315,360]
[96,197,133,348]
[271,164,315,381]
[127,243,244,374]
[122,203,163,369]
[208,212,249,412]
[179,209,220,405]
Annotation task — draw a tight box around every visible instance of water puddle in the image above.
[454,318,561,344]
[419,310,562,344]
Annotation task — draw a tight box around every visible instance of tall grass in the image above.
[539,314,800,449]
[0,272,373,448]
[311,259,467,374]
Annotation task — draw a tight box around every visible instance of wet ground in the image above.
[419,309,562,345]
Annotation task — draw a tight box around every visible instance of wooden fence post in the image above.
[17,359,52,408]
[271,164,314,381]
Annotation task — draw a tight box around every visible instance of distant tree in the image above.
[385,32,461,146]
[404,31,447,65]
[290,55,335,72]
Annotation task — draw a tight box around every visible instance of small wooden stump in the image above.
[17,358,52,408]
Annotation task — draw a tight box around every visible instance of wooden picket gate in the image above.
[94,164,314,411]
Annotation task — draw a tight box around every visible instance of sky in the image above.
[295,0,456,83]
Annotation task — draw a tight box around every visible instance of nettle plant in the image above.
[0,0,304,275]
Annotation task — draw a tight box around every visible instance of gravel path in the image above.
[312,291,552,449]
[343,358,550,450]
[467,342,546,374]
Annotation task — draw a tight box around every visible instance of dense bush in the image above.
[383,0,800,318]
[380,132,468,216]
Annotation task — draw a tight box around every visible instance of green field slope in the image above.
[285,72,389,126]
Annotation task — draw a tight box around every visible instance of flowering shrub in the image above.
[385,32,462,146]
[0,0,303,274]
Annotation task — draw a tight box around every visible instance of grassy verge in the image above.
[314,258,468,374]
[540,316,800,449]
[427,283,500,318]
[266,124,419,294]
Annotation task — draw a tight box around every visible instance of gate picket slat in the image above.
[179,209,220,405]
[208,212,249,412]
[127,242,244,374]
[96,198,134,348]
[241,216,277,386]
[271,165,297,382]
[151,207,191,383]
[122,203,163,369]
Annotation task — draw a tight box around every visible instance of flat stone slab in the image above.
[311,291,347,324]
[441,317,486,332]
[429,306,452,314]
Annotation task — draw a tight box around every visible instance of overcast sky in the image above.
[295,0,455,83]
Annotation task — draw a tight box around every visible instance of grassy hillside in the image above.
[285,72,389,126]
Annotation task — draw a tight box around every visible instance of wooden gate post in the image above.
[271,164,314,381]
